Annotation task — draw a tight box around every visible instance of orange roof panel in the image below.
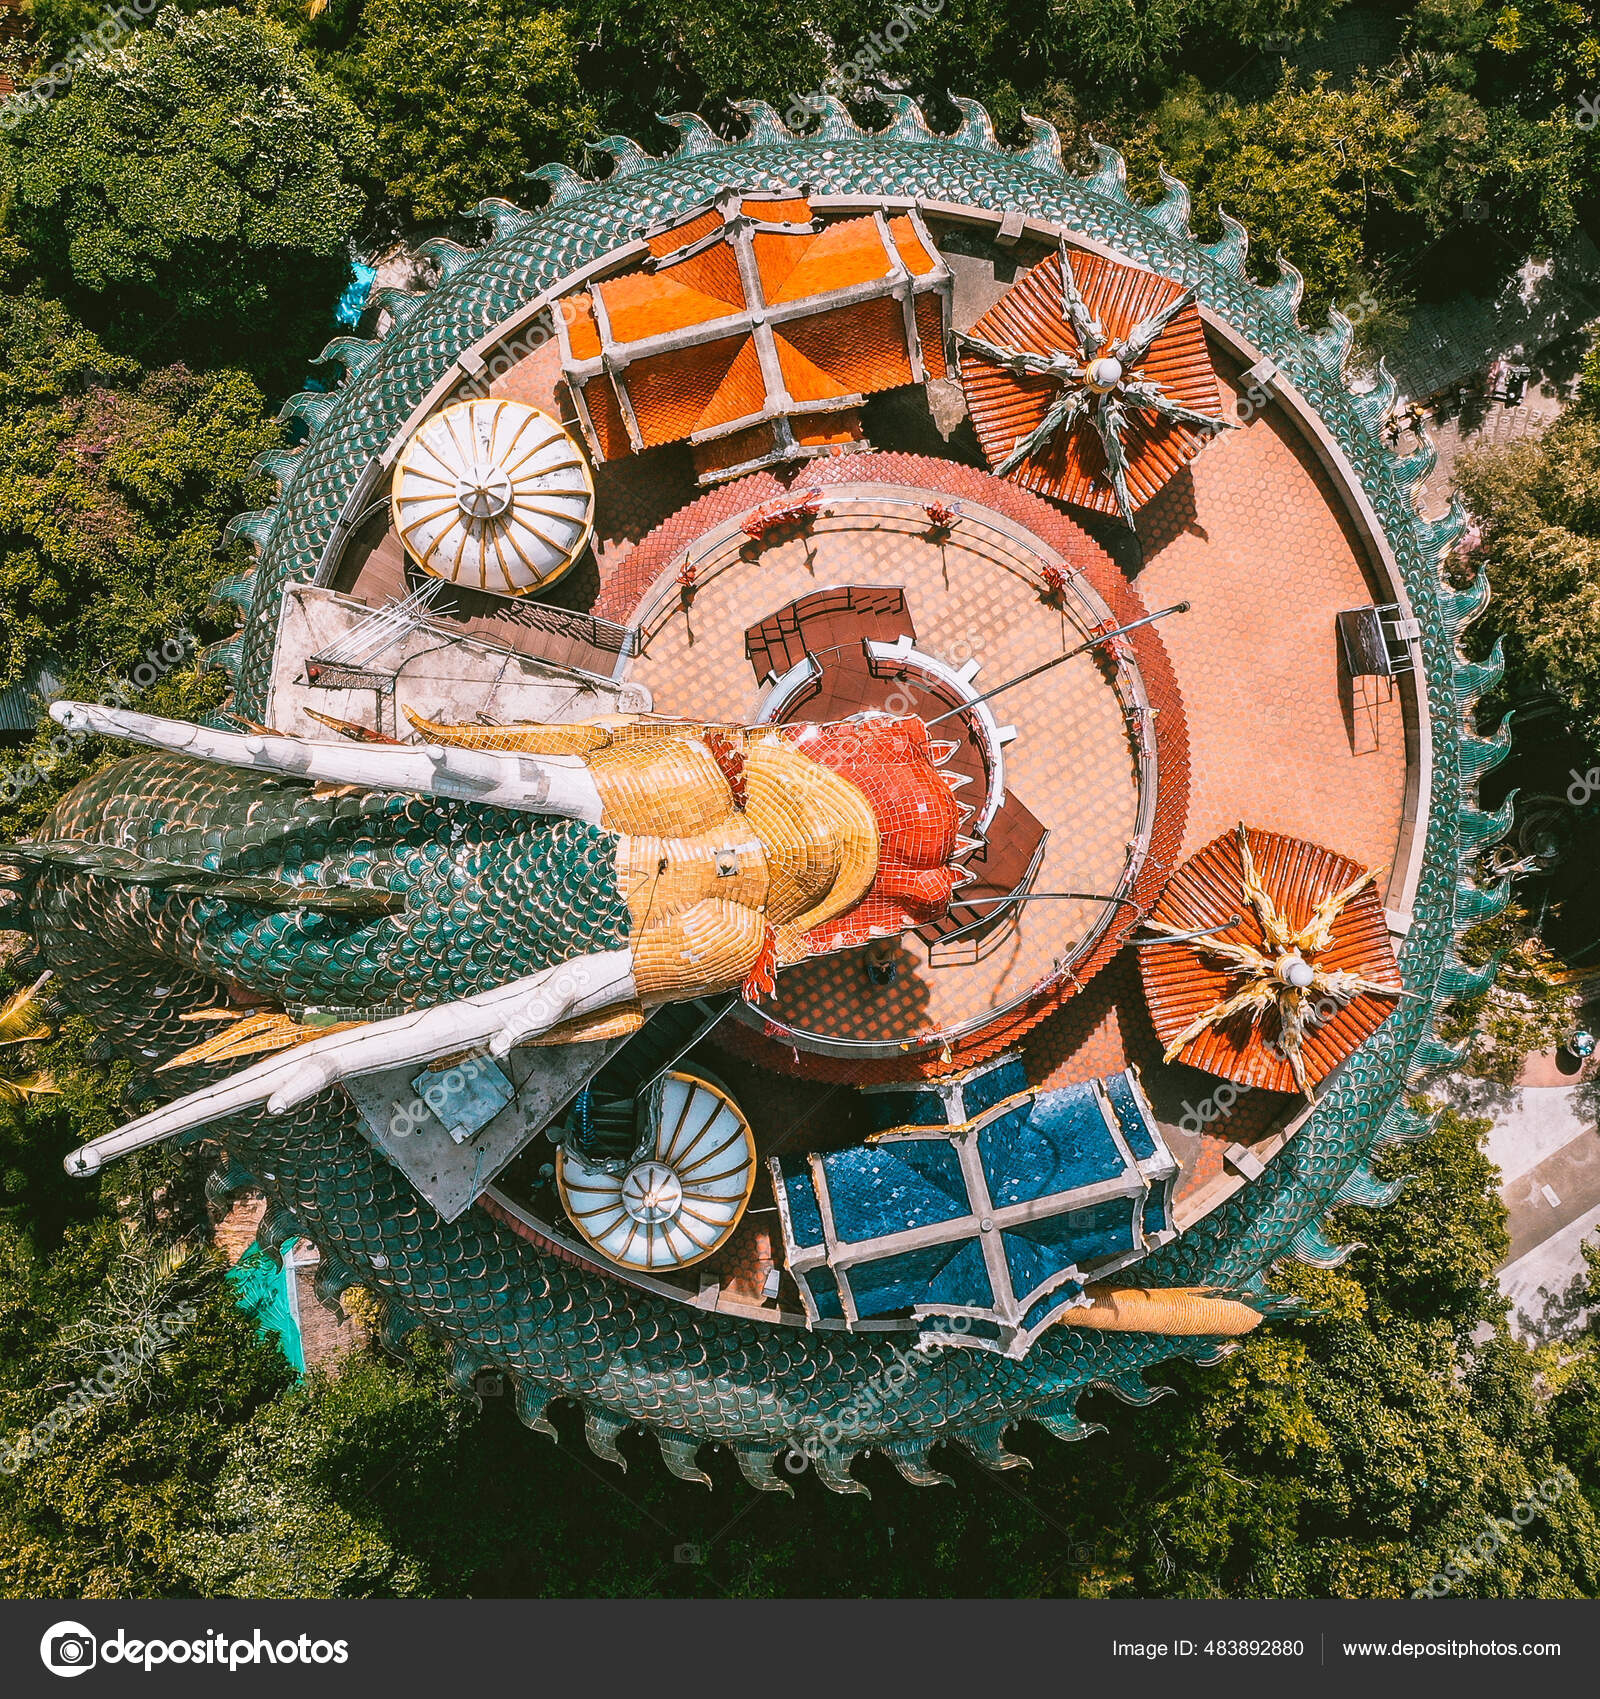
[1137,827,1403,1094]
[648,207,722,259]
[888,214,937,277]
[623,333,751,447]
[695,338,771,432]
[596,268,743,342]
[690,422,777,479]
[782,296,913,395]
[915,293,948,380]
[742,195,812,224]
[792,413,863,447]
[774,333,858,405]
[750,228,813,302]
[767,216,894,303]
[578,376,630,459]
[653,242,746,312]
[561,196,948,460]
[563,294,602,362]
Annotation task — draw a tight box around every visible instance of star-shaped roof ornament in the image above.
[958,240,1234,525]
[1137,825,1408,1097]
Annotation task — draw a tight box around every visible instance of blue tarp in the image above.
[226,1240,306,1376]
[334,262,378,330]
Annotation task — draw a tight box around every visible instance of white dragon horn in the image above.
[49,702,605,823]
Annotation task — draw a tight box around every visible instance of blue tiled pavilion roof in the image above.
[772,1056,1178,1357]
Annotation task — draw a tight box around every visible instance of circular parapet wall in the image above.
[597,453,1188,1078]
[109,102,1507,1487]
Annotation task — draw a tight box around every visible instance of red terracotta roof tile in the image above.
[960,248,1222,517]
[1137,826,1402,1093]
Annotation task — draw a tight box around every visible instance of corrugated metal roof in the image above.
[0,662,61,733]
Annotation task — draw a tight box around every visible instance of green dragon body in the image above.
[12,102,1511,1489]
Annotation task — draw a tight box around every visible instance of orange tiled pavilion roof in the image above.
[1136,825,1405,1096]
[556,188,951,483]
[959,242,1228,523]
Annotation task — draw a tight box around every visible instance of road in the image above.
[1482,1074,1600,1341]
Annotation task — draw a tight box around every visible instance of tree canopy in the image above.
[331,0,594,224]
[0,0,1597,1607]
[1454,367,1600,746]
[2,8,373,374]
[0,293,269,839]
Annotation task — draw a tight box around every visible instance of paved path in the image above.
[1415,394,1563,515]
[1481,1073,1600,1341]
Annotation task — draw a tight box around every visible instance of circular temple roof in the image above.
[390,399,594,597]
[556,1072,758,1271]
[595,453,1189,1081]
[187,107,1473,1472]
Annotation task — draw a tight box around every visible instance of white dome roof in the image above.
[558,1072,756,1272]
[391,398,594,597]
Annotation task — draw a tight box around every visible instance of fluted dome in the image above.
[391,398,594,597]
[557,1071,757,1271]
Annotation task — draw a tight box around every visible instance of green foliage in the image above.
[0,1220,291,1598]
[571,0,843,130]
[1547,1246,1600,1509]
[567,0,1352,150]
[17,0,109,63]
[1200,0,1348,46]
[1411,0,1600,108]
[0,292,272,836]
[1454,383,1600,747]
[0,969,292,1601]
[1122,72,1419,321]
[1436,906,1580,1086]
[1339,1107,1509,1326]
[0,318,270,685]
[1121,60,1581,328]
[181,1345,453,1596]
[2,7,373,376]
[2,1103,1576,1602]
[1400,77,1583,253]
[332,0,593,224]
